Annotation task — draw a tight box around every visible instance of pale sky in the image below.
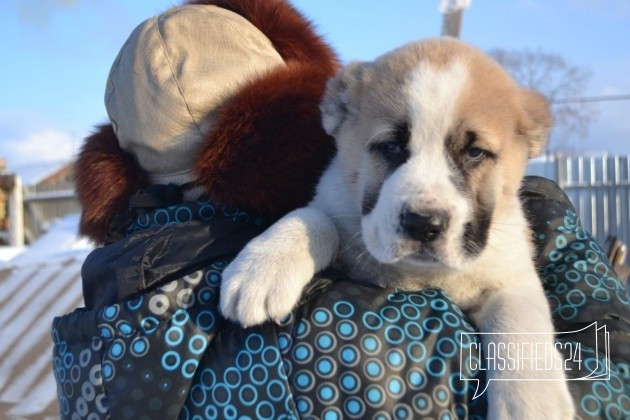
[1,0,629,183]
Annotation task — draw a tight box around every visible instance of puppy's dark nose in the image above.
[401,211,448,243]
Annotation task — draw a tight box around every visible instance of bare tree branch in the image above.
[489,48,597,152]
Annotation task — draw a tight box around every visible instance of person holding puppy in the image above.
[52,1,630,418]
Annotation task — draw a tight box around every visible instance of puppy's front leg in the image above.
[473,285,574,420]
[220,207,339,327]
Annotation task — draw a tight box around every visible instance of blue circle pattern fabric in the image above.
[52,179,630,419]
[524,177,630,419]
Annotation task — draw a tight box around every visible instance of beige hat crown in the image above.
[105,5,285,186]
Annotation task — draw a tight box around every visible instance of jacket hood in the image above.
[76,0,339,245]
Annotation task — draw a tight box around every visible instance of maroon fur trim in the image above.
[190,0,340,215]
[75,125,149,244]
[194,63,336,215]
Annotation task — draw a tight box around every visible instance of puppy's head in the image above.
[321,38,551,270]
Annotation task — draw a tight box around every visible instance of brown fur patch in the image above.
[444,39,551,218]
[75,125,149,244]
[194,63,337,215]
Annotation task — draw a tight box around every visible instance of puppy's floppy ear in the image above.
[518,89,553,158]
[320,61,369,136]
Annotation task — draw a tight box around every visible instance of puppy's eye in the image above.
[466,147,486,161]
[379,141,405,156]
[370,121,410,165]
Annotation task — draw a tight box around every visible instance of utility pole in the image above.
[439,0,472,38]
[8,176,24,247]
[0,159,25,247]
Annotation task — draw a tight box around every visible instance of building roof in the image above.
[0,214,92,418]
[10,161,73,189]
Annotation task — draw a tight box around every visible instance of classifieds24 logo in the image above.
[459,322,610,398]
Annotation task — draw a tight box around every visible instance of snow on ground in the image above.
[0,247,24,264]
[1,214,93,268]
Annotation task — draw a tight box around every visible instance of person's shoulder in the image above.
[520,176,575,210]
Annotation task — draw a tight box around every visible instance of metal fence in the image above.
[527,155,630,258]
[22,187,80,243]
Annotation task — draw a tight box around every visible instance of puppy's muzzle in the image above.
[401,210,449,243]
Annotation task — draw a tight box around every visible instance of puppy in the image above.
[221,38,574,418]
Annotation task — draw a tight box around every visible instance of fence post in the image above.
[5,175,25,247]
[555,153,564,188]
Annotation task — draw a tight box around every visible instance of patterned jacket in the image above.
[52,177,630,419]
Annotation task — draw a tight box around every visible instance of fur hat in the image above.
[76,0,339,244]
[106,5,286,187]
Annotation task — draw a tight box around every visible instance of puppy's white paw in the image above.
[220,247,314,327]
[488,379,574,420]
[220,208,339,328]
